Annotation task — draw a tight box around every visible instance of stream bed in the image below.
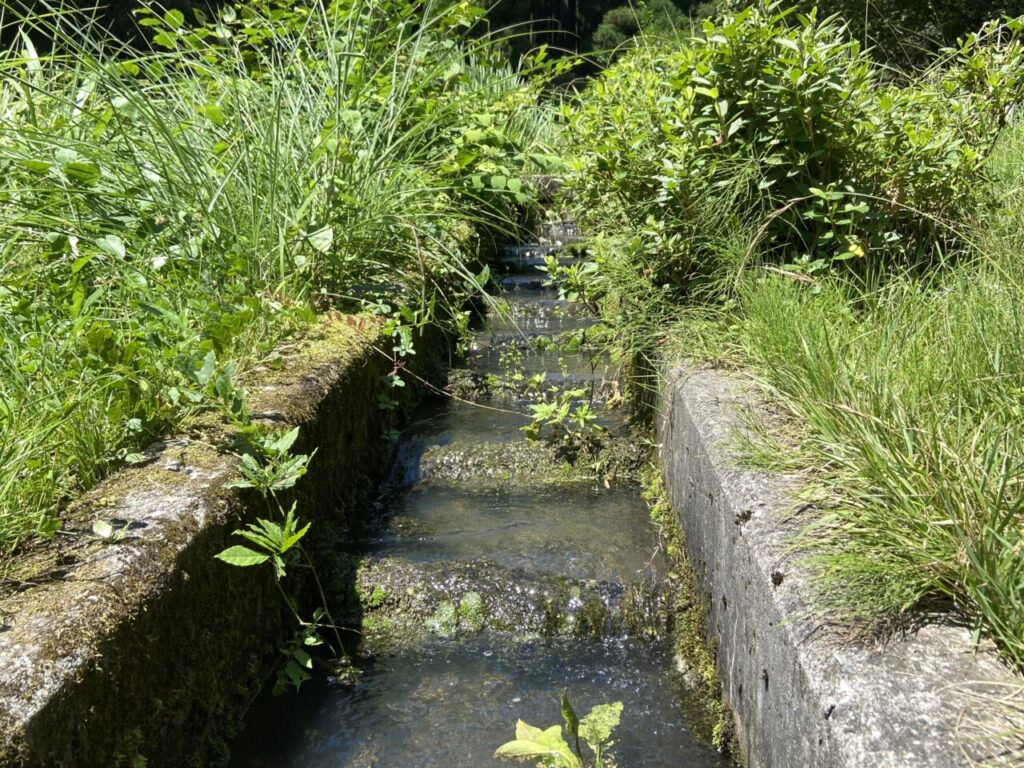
[228,229,728,768]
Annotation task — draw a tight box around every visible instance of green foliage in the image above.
[216,503,311,579]
[523,387,600,442]
[215,425,351,692]
[0,0,558,570]
[568,2,1024,291]
[496,720,581,768]
[563,1,1024,675]
[495,695,623,768]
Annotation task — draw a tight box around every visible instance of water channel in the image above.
[229,229,728,768]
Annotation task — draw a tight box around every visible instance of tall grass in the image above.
[705,127,1024,668]
[0,0,557,571]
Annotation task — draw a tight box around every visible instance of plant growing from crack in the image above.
[215,426,351,693]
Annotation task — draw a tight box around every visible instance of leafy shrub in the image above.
[560,1,1024,672]
[568,2,1024,291]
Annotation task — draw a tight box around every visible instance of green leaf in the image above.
[215,545,269,567]
[196,350,216,385]
[96,235,126,259]
[71,254,95,274]
[561,692,580,742]
[63,160,101,184]
[152,31,176,49]
[164,8,185,29]
[280,521,311,553]
[17,158,50,174]
[200,103,225,126]
[235,527,277,553]
[272,427,300,455]
[495,722,580,767]
[111,95,139,119]
[307,226,334,254]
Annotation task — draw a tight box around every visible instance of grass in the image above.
[589,126,1024,670]
[0,0,557,573]
[715,125,1024,668]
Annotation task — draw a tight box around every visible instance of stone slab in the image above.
[657,366,1023,768]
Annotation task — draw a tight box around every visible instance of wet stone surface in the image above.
[229,236,728,767]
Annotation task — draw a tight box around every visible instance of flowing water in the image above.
[229,225,728,768]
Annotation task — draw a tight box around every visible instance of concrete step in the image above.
[494,274,551,292]
[538,220,583,245]
[353,557,669,643]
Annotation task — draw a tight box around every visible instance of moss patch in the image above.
[458,591,486,633]
[642,465,736,756]
[425,600,459,637]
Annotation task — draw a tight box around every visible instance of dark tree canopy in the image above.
[483,0,698,62]
[791,0,1024,66]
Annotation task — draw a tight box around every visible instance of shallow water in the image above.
[370,484,661,583]
[229,638,727,768]
[228,239,728,767]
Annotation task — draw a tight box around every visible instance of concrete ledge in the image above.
[657,365,1023,768]
[0,317,446,768]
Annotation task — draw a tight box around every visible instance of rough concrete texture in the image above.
[0,317,445,768]
[657,366,1024,768]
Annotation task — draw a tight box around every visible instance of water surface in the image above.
[230,638,728,768]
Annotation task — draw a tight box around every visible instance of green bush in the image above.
[568,2,1024,291]
[561,1,1024,673]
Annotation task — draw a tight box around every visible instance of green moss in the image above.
[425,600,458,637]
[367,586,388,609]
[642,465,735,754]
[574,591,609,638]
[362,614,397,638]
[458,591,486,633]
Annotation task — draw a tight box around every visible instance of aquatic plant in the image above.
[495,693,623,768]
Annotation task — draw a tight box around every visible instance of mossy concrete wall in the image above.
[0,317,449,768]
[657,365,1023,768]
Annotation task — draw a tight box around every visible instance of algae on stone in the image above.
[425,600,458,637]
[458,591,486,633]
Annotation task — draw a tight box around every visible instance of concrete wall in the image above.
[657,365,1022,768]
[0,318,448,768]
